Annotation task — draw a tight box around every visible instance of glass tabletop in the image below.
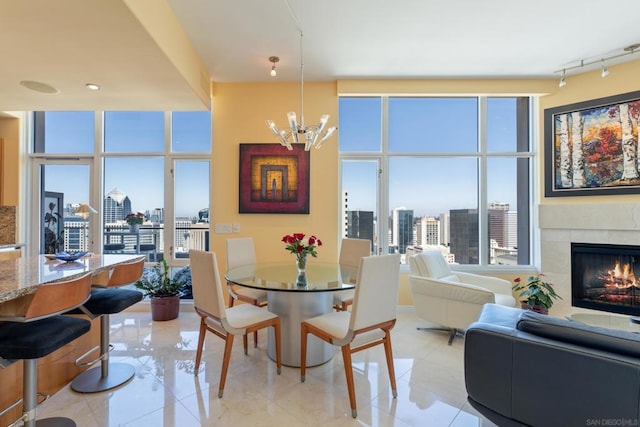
[225,262,356,292]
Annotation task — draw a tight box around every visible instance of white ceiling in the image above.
[2,0,640,111]
[167,0,640,82]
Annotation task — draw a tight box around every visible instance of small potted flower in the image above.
[282,233,322,285]
[512,274,562,315]
[124,212,145,233]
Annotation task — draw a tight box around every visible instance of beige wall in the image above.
[0,115,21,206]
[211,81,340,269]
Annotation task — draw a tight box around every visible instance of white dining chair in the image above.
[190,249,281,398]
[301,253,401,418]
[226,237,268,347]
[333,238,371,311]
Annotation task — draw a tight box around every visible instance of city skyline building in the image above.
[416,216,440,247]
[392,208,413,255]
[449,208,479,264]
[103,188,132,224]
[346,210,374,251]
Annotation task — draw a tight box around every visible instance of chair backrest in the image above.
[0,272,93,321]
[350,253,401,331]
[190,250,226,319]
[107,258,145,287]
[226,237,256,270]
[339,238,371,284]
[409,251,453,279]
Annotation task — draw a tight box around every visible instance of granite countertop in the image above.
[0,253,145,303]
[0,243,24,251]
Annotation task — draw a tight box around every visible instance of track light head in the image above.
[559,69,567,87]
[601,59,609,77]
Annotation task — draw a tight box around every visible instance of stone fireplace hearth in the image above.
[539,202,640,317]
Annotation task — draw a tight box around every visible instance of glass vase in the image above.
[296,253,307,286]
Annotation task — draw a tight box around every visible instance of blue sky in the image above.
[43,111,210,218]
[339,97,520,217]
[41,100,518,220]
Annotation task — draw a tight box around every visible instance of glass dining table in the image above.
[224,262,355,367]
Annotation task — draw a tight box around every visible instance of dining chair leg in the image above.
[300,322,308,382]
[274,320,282,375]
[194,317,207,376]
[243,334,248,355]
[383,329,398,398]
[228,294,235,307]
[218,334,234,398]
[341,345,357,418]
[252,303,259,348]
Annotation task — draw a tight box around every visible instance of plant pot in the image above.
[129,223,140,233]
[150,294,180,321]
[520,301,549,315]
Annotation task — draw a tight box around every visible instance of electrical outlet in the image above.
[232,223,240,233]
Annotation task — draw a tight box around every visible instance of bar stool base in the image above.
[70,363,135,393]
[33,417,77,426]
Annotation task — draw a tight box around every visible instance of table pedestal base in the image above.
[267,291,333,367]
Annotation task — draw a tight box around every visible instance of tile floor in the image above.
[38,309,497,427]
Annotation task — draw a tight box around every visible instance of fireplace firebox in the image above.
[571,242,640,316]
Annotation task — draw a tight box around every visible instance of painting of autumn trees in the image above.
[549,92,640,195]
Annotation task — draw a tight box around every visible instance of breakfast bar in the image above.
[0,254,145,426]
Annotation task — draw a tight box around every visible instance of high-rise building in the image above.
[416,216,440,246]
[103,188,132,224]
[506,210,518,248]
[149,208,164,223]
[392,207,413,254]
[488,202,509,247]
[450,208,478,264]
[346,210,374,250]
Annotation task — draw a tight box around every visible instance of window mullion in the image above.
[380,96,390,256]
[478,97,488,265]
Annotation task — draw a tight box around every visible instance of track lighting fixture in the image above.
[554,43,640,85]
[269,56,279,77]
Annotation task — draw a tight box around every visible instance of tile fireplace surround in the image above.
[539,202,640,317]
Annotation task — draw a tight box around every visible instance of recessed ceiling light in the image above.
[20,80,59,94]
[85,83,101,91]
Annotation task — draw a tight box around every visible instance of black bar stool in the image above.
[69,258,144,393]
[0,272,93,427]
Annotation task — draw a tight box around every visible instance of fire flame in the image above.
[601,261,638,289]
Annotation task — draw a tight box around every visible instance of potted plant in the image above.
[125,212,145,233]
[512,274,562,315]
[135,259,187,321]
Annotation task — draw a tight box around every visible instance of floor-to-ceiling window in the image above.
[339,96,533,266]
[29,110,211,265]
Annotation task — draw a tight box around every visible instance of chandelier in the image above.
[265,2,336,151]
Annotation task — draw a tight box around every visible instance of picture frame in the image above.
[544,90,640,197]
[239,143,310,214]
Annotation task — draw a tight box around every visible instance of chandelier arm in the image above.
[264,0,336,151]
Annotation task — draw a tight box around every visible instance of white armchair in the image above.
[408,250,516,344]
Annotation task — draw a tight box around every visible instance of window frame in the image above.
[27,111,212,267]
[339,95,536,270]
